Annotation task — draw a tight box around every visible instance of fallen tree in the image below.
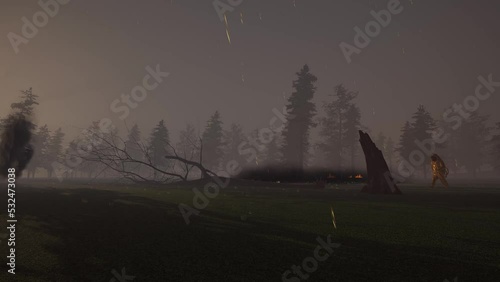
[74,126,215,184]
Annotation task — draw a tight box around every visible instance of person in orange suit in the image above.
[431,154,449,188]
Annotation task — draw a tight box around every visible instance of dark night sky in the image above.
[1,0,499,143]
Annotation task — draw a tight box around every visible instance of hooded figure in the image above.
[430,153,449,188]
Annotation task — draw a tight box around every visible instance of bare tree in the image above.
[76,125,214,184]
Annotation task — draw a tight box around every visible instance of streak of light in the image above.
[330,206,337,229]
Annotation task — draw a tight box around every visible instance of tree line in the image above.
[2,65,499,182]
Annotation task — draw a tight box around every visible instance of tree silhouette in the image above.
[124,124,143,174]
[28,125,50,178]
[319,84,359,171]
[148,120,171,180]
[281,64,317,176]
[202,111,224,171]
[453,112,491,178]
[46,128,65,178]
[222,123,246,167]
[410,105,436,178]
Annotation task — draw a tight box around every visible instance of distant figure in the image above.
[430,154,449,188]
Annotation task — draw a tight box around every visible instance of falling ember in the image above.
[355,174,363,179]
[330,206,337,229]
[225,28,231,44]
[223,13,231,44]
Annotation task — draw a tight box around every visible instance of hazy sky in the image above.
[1,0,499,143]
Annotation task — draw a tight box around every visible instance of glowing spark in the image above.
[330,206,337,229]
[223,13,231,44]
[240,12,244,24]
[225,28,232,44]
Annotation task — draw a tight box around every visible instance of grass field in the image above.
[1,179,499,281]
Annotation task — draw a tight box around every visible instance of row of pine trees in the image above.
[2,65,500,180]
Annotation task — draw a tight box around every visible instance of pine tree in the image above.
[319,84,359,171]
[177,123,200,162]
[28,125,51,178]
[397,121,414,166]
[125,124,143,173]
[202,111,224,171]
[1,88,39,131]
[264,135,282,166]
[281,65,317,174]
[10,88,39,117]
[47,128,65,178]
[222,123,246,166]
[148,120,171,178]
[453,112,491,178]
[410,105,436,178]
[343,104,362,171]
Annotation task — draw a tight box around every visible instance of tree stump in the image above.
[359,130,401,194]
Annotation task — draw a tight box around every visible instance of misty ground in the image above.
[1,179,499,281]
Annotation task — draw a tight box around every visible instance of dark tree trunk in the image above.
[359,130,401,194]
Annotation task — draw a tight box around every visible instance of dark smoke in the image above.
[0,114,34,177]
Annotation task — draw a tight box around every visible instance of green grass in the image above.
[0,179,499,281]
